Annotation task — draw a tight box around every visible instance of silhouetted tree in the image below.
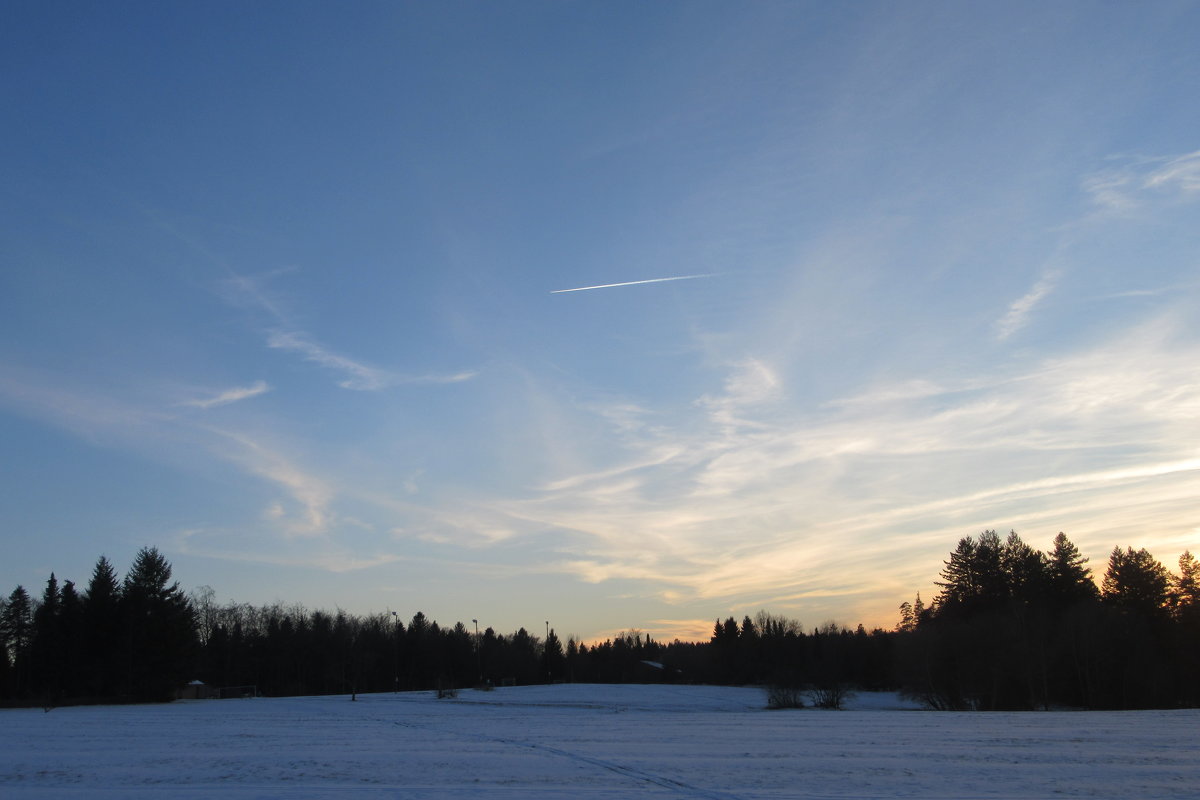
[1046,532,1098,605]
[29,574,64,701]
[1001,530,1049,605]
[1,586,33,697]
[1102,547,1171,615]
[542,628,564,683]
[121,547,197,700]
[935,531,1005,616]
[1170,551,1199,612]
[83,556,123,697]
[58,580,84,695]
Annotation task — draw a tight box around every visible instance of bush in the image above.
[766,684,805,709]
[807,683,855,709]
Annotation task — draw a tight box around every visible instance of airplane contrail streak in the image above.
[551,273,715,294]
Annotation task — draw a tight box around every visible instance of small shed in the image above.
[636,660,682,683]
[177,680,217,700]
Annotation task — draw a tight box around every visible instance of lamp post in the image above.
[391,611,399,693]
[472,618,481,685]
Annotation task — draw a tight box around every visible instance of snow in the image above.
[1,684,1195,798]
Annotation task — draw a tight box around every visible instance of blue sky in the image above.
[3,2,1200,642]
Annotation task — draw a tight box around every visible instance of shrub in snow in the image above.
[766,684,805,709]
[807,683,855,710]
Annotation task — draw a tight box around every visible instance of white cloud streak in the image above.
[491,312,1200,626]
[551,274,716,294]
[995,270,1060,341]
[209,429,335,538]
[182,381,270,409]
[0,365,341,540]
[1143,149,1200,194]
[1085,149,1200,211]
[266,330,476,390]
[220,270,476,391]
[267,330,391,391]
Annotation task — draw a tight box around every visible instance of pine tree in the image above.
[1047,532,1098,604]
[30,574,64,700]
[1101,546,1171,614]
[83,556,123,697]
[1171,551,1199,611]
[0,594,9,697]
[936,536,978,610]
[1001,531,1048,604]
[121,547,198,700]
[1,586,33,697]
[58,580,84,698]
[542,628,564,683]
[935,532,1005,614]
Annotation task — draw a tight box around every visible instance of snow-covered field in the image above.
[1,684,1195,798]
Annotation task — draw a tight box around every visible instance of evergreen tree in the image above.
[935,536,977,610]
[30,573,64,700]
[565,636,579,682]
[542,628,564,683]
[1001,531,1048,604]
[710,617,740,683]
[121,547,198,700]
[1,586,33,697]
[1171,551,1199,611]
[58,580,84,698]
[935,531,1005,614]
[1101,547,1171,614]
[1047,532,1098,604]
[0,594,9,696]
[83,556,123,697]
[896,593,927,632]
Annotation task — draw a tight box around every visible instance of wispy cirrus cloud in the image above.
[1084,149,1200,211]
[1143,149,1200,194]
[995,269,1060,341]
[266,330,477,390]
[0,363,344,541]
[491,311,1200,626]
[267,330,392,391]
[221,269,476,391]
[181,380,270,409]
[219,267,297,320]
[697,358,781,432]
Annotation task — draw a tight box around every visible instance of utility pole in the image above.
[472,618,481,685]
[391,611,399,693]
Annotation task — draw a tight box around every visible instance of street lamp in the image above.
[391,611,399,693]
[472,619,481,685]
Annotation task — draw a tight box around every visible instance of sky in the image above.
[3,1,1200,643]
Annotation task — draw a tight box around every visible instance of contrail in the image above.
[551,273,715,294]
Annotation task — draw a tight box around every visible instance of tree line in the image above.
[893,531,1200,710]
[0,547,195,704]
[2,532,1196,709]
